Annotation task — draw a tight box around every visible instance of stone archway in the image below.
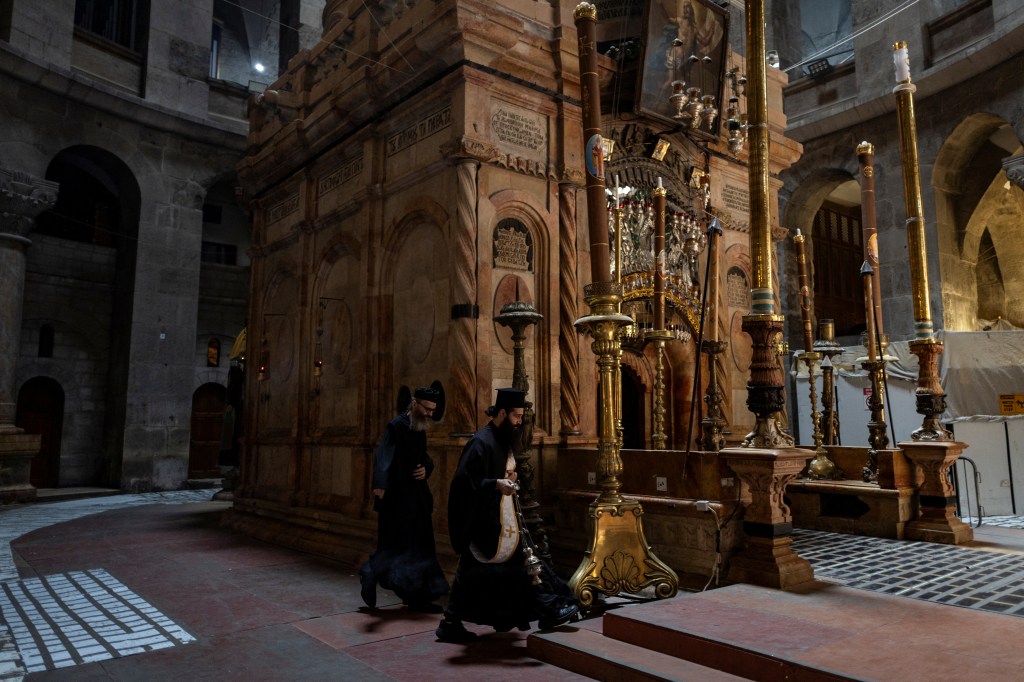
[933,115,1024,330]
[782,168,864,340]
[16,377,65,488]
[31,145,141,488]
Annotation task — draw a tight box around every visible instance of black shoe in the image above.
[435,618,478,643]
[538,603,578,630]
[359,569,377,609]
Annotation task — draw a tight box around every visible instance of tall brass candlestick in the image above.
[649,179,672,449]
[570,1,677,608]
[793,230,814,353]
[576,3,610,284]
[700,217,727,452]
[739,0,792,449]
[706,216,720,343]
[857,142,884,339]
[860,261,888,482]
[815,319,843,446]
[892,41,950,441]
[796,232,838,479]
[653,179,666,332]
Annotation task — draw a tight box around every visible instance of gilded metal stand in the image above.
[861,358,889,482]
[571,283,678,608]
[699,338,727,452]
[800,351,841,480]
[495,299,551,564]
[814,321,842,446]
[648,330,673,450]
[741,314,794,448]
[892,41,951,442]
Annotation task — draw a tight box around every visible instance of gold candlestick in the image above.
[650,179,669,450]
[795,232,838,480]
[814,320,843,446]
[793,230,814,354]
[860,262,889,482]
[857,142,885,339]
[892,41,950,441]
[740,0,792,448]
[570,2,678,609]
[700,218,726,452]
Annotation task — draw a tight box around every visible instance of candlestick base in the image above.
[700,338,728,452]
[571,282,678,607]
[909,339,952,442]
[647,329,674,451]
[798,351,842,481]
[741,314,795,449]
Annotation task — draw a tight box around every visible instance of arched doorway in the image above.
[16,377,65,488]
[33,145,141,487]
[189,383,227,479]
[621,365,646,449]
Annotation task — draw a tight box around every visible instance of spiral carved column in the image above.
[558,182,582,435]
[448,158,480,435]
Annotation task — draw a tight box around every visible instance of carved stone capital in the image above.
[1003,152,1024,190]
[0,168,59,241]
[440,136,500,164]
[559,166,585,187]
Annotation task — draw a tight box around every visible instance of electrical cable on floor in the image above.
[701,505,722,592]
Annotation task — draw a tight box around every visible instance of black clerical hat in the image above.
[413,381,446,422]
[493,387,526,412]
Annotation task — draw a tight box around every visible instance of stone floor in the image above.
[793,524,1024,616]
[1,493,1022,681]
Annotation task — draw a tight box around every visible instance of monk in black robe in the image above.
[437,388,577,642]
[360,386,449,611]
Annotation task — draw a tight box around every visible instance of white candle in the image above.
[893,41,911,84]
[615,174,620,209]
[657,176,663,189]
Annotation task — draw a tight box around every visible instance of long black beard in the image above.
[497,417,519,444]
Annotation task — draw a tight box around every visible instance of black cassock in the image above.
[447,422,576,630]
[365,413,449,605]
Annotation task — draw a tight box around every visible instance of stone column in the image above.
[721,447,815,590]
[902,440,974,544]
[0,168,59,503]
[444,147,484,435]
[558,181,581,435]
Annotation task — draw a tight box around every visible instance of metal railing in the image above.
[952,455,984,527]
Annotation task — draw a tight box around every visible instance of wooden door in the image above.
[621,366,646,450]
[189,383,226,478]
[16,377,65,488]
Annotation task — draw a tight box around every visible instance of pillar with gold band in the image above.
[718,0,814,590]
[569,1,677,608]
[891,41,973,544]
[891,41,949,441]
[738,0,792,449]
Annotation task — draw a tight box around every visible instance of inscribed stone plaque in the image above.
[387,106,453,156]
[490,103,547,161]
[727,266,750,308]
[318,157,363,195]
[722,183,749,213]
[493,218,533,271]
[268,194,299,224]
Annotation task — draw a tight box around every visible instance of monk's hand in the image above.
[496,478,518,496]
[373,488,385,499]
[412,464,427,480]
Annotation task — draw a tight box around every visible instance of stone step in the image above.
[528,626,750,682]
[600,599,858,682]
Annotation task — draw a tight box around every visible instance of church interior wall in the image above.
[779,44,1024,342]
